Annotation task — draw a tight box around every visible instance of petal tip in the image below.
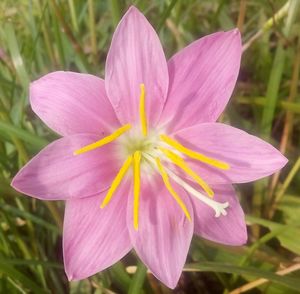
[165,278,180,289]
[231,28,241,35]
[127,5,139,11]
[149,268,180,289]
[281,154,289,168]
[226,28,242,47]
[125,5,142,17]
[272,150,288,172]
[66,273,73,282]
[231,28,242,46]
[10,173,22,192]
[236,229,248,246]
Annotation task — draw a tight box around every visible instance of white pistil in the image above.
[143,152,229,217]
[166,169,229,217]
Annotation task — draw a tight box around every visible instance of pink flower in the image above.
[11,6,287,289]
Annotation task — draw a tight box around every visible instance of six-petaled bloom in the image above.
[11,6,287,289]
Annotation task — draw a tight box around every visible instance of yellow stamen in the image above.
[133,151,142,230]
[74,124,131,155]
[155,158,191,221]
[160,134,230,170]
[139,84,147,136]
[100,155,133,208]
[159,147,214,198]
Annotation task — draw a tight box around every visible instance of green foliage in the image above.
[0,0,300,293]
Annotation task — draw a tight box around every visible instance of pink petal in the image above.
[173,123,288,184]
[64,185,131,280]
[127,175,193,289]
[160,30,241,132]
[11,134,120,200]
[105,6,169,128]
[30,71,120,136]
[192,184,247,245]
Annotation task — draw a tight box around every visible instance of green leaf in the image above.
[277,195,300,224]
[0,258,62,269]
[247,215,300,255]
[1,203,59,233]
[0,121,48,149]
[185,261,300,292]
[0,263,49,294]
[3,23,30,90]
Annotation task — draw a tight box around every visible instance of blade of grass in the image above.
[88,0,97,60]
[185,261,300,292]
[157,0,179,31]
[0,120,48,149]
[68,0,79,32]
[110,0,122,28]
[1,203,59,233]
[3,23,30,90]
[260,0,299,138]
[0,263,49,294]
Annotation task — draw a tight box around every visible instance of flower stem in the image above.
[128,260,147,294]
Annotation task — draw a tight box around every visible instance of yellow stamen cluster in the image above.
[159,134,229,170]
[73,83,230,230]
[159,147,214,197]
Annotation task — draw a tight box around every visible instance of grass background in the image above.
[0,0,300,293]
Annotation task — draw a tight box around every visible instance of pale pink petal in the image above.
[30,71,120,136]
[105,6,169,128]
[160,30,241,133]
[64,185,132,280]
[127,174,193,289]
[173,123,288,184]
[192,184,247,245]
[11,134,120,200]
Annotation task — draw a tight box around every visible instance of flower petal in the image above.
[127,174,193,289]
[105,6,169,128]
[173,123,288,184]
[30,71,119,136]
[63,186,132,280]
[192,184,247,245]
[11,134,120,200]
[160,30,241,132]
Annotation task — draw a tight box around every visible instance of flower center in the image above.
[118,128,157,159]
[73,84,230,230]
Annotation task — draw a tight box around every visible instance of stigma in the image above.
[73,83,230,230]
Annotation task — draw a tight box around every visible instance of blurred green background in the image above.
[0,0,300,293]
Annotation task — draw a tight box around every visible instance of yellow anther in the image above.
[159,147,214,198]
[74,124,131,155]
[156,158,191,221]
[133,151,142,231]
[139,84,147,136]
[160,134,230,170]
[100,155,133,208]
